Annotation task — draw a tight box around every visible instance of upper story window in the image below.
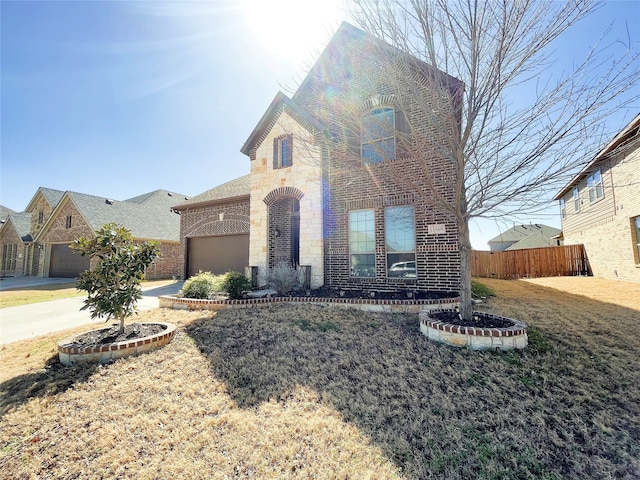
[273,134,293,169]
[573,187,580,213]
[559,199,566,220]
[349,209,375,277]
[65,215,72,229]
[385,205,416,278]
[38,211,44,224]
[361,107,395,164]
[587,169,604,203]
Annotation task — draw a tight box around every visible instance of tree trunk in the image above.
[117,314,125,335]
[459,219,473,321]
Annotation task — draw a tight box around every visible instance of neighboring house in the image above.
[0,188,64,277]
[0,187,187,279]
[487,224,562,252]
[175,22,464,294]
[554,113,640,282]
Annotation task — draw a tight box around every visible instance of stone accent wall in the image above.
[249,110,324,288]
[27,193,55,239]
[178,199,251,279]
[562,147,640,282]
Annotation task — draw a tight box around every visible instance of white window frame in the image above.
[587,169,604,203]
[573,187,580,213]
[349,209,376,278]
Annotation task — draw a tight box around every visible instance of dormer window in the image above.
[361,107,395,164]
[273,134,293,169]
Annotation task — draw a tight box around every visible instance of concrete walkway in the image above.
[0,279,183,345]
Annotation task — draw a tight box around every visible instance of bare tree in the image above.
[308,0,639,320]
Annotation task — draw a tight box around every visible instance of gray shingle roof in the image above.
[0,205,16,222]
[65,189,185,242]
[173,175,250,209]
[39,188,65,208]
[488,224,561,245]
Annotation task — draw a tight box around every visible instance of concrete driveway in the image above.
[0,279,183,345]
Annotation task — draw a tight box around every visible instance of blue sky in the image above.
[1,0,638,249]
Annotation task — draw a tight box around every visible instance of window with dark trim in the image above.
[361,107,395,164]
[38,211,44,224]
[587,169,604,203]
[385,205,416,278]
[573,187,580,213]
[349,209,375,277]
[65,215,72,229]
[273,134,293,169]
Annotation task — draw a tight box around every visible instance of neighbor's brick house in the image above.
[554,113,640,283]
[1,187,186,279]
[175,22,464,294]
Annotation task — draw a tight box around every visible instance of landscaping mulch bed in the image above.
[429,310,516,328]
[286,286,459,300]
[63,323,166,348]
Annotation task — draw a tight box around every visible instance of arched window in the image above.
[361,107,395,164]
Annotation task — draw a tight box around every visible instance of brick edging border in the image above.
[421,309,527,338]
[159,294,461,309]
[58,322,177,366]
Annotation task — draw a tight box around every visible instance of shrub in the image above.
[182,271,225,299]
[221,271,252,300]
[267,262,301,294]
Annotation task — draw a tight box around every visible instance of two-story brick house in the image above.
[554,113,640,282]
[176,23,464,295]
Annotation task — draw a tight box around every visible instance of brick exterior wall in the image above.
[178,199,251,279]
[291,38,461,294]
[561,145,640,282]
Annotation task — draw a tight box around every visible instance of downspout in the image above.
[608,156,617,215]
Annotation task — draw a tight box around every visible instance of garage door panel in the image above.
[187,235,249,278]
[50,243,90,278]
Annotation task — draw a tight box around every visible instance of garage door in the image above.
[187,234,249,278]
[49,243,90,278]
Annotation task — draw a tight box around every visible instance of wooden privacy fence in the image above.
[472,245,591,279]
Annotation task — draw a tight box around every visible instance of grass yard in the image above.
[0,279,176,308]
[1,278,639,479]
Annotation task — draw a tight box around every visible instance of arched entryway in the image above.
[264,187,304,268]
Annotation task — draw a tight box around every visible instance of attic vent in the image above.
[167,192,173,196]
[105,199,114,205]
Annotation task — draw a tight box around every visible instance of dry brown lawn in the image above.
[1,277,639,479]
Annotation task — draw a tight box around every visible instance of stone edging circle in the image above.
[58,322,176,366]
[419,309,528,350]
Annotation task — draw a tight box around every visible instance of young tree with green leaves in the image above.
[71,223,161,335]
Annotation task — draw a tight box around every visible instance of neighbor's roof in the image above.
[554,112,640,200]
[488,224,561,244]
[1,212,33,242]
[0,205,17,222]
[36,189,186,242]
[173,175,250,210]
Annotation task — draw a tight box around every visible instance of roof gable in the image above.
[554,112,640,200]
[240,92,326,157]
[25,187,65,213]
[0,213,33,242]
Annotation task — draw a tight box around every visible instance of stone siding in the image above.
[249,110,324,288]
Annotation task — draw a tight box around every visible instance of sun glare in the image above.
[240,0,345,64]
